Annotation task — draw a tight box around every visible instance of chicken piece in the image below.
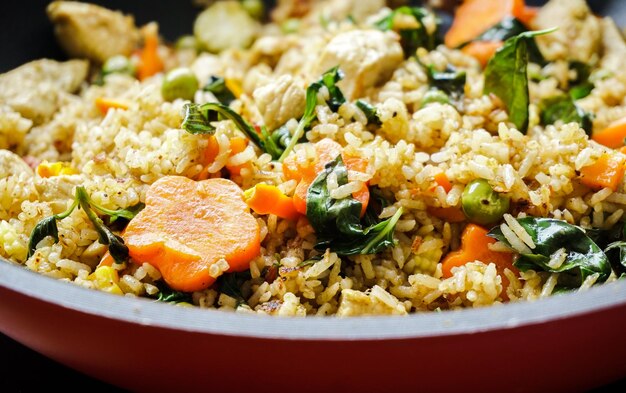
[253,74,306,130]
[315,30,404,100]
[0,150,37,221]
[532,0,602,62]
[0,59,88,124]
[47,1,140,64]
[336,286,408,316]
[0,105,32,151]
[599,18,626,78]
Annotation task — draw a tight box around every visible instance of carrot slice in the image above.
[95,97,129,115]
[123,176,260,292]
[137,23,164,81]
[225,137,251,176]
[441,224,518,297]
[592,117,626,149]
[245,183,301,221]
[579,153,626,192]
[445,0,525,48]
[461,40,503,68]
[427,206,466,223]
[283,138,370,216]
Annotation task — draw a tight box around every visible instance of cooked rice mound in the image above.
[1,0,625,316]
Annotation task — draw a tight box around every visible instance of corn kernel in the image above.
[89,266,123,295]
[36,161,78,178]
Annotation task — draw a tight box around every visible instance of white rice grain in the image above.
[504,214,535,249]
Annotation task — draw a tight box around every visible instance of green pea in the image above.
[242,0,264,20]
[461,179,510,225]
[102,55,135,77]
[281,18,300,34]
[421,89,449,108]
[175,35,201,51]
[161,68,199,102]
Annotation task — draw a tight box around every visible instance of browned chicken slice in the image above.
[47,1,140,64]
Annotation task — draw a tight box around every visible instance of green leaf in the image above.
[488,217,611,288]
[484,28,556,134]
[202,76,236,105]
[375,6,440,57]
[89,202,145,224]
[425,64,466,99]
[473,17,545,64]
[216,270,252,307]
[76,187,129,264]
[278,66,346,161]
[539,95,593,135]
[155,282,193,303]
[355,100,381,126]
[182,102,263,145]
[306,155,403,256]
[27,216,60,258]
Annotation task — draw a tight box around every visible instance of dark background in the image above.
[1,0,625,391]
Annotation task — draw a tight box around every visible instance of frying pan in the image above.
[1,1,626,392]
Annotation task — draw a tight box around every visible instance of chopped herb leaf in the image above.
[425,64,466,100]
[202,76,236,106]
[306,155,403,255]
[355,100,381,126]
[539,94,593,135]
[488,217,611,288]
[27,216,62,258]
[155,281,193,303]
[484,28,556,134]
[375,6,441,57]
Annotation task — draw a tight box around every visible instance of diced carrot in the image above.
[592,117,626,149]
[433,172,453,193]
[461,40,504,68]
[517,6,539,27]
[441,224,518,298]
[244,183,301,221]
[196,135,220,180]
[283,138,370,216]
[445,0,526,48]
[619,146,626,155]
[123,176,260,292]
[579,153,626,192]
[226,137,252,176]
[137,23,164,81]
[94,97,129,115]
[427,206,466,223]
[97,251,115,268]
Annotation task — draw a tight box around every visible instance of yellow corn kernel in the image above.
[225,78,243,98]
[89,266,123,296]
[36,161,78,178]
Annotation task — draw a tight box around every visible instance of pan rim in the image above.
[1,258,625,340]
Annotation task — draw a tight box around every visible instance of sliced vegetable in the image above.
[462,41,503,68]
[375,6,441,57]
[95,97,129,115]
[591,117,626,149]
[579,153,626,192]
[461,179,510,225]
[539,94,593,135]
[122,176,260,292]
[484,28,556,134]
[137,23,164,81]
[244,183,300,221]
[278,66,346,162]
[488,217,611,288]
[202,76,237,106]
[306,155,401,256]
[27,186,136,263]
[161,68,199,102]
[442,223,517,280]
[445,0,527,48]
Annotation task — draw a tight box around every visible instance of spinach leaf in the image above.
[355,100,381,126]
[375,6,440,57]
[202,76,236,105]
[76,187,129,264]
[278,66,346,161]
[488,217,611,288]
[539,95,593,135]
[306,155,403,255]
[474,17,545,65]
[27,216,61,258]
[484,28,556,134]
[155,282,193,303]
[216,270,252,308]
[425,64,466,100]
[567,61,594,100]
